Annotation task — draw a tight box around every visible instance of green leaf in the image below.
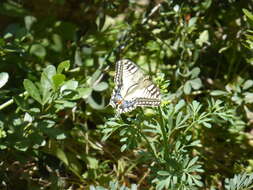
[55,100,76,109]
[78,88,92,99]
[74,49,82,66]
[30,133,46,149]
[24,112,33,123]
[84,58,94,67]
[157,171,170,176]
[67,154,82,176]
[13,96,29,111]
[188,17,198,27]
[190,140,201,146]
[30,44,46,59]
[192,177,203,187]
[57,60,70,74]
[87,156,99,169]
[40,65,56,104]
[188,156,198,167]
[175,100,185,113]
[196,30,209,46]
[191,67,200,78]
[244,92,253,103]
[60,80,78,94]
[0,1,28,17]
[191,100,201,113]
[40,74,52,90]
[0,72,9,89]
[52,74,66,89]
[243,9,253,21]
[190,78,202,90]
[24,15,37,31]
[23,79,42,104]
[96,11,106,31]
[106,121,121,127]
[55,148,69,165]
[219,46,229,53]
[56,133,67,140]
[201,0,212,9]
[43,65,56,81]
[88,69,102,86]
[50,33,63,52]
[120,144,127,152]
[203,122,212,128]
[210,90,228,96]
[243,80,253,90]
[40,76,52,105]
[93,82,108,91]
[87,94,105,110]
[184,81,191,94]
[82,46,92,55]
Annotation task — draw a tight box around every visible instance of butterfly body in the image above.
[110,59,161,114]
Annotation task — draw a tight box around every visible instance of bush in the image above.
[1,0,253,189]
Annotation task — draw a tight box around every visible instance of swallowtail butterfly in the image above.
[110,59,161,114]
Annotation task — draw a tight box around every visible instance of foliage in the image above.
[90,181,137,190]
[225,173,253,190]
[1,0,253,189]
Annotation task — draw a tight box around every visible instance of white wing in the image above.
[110,59,161,113]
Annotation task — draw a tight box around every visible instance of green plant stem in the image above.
[141,3,161,24]
[158,107,169,160]
[0,91,28,111]
[136,127,159,162]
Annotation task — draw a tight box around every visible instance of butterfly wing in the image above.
[117,80,161,114]
[120,60,161,104]
[134,82,161,106]
[124,77,161,106]
[114,59,124,86]
[110,59,140,108]
[110,59,161,113]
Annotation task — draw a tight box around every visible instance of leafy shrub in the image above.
[1,0,253,189]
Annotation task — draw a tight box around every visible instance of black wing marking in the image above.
[135,98,161,106]
[110,59,161,114]
[115,59,140,89]
[114,60,123,86]
[139,83,161,100]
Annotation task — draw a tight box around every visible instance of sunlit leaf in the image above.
[0,72,9,89]
[57,60,70,74]
[196,30,209,46]
[244,92,253,103]
[190,78,202,90]
[184,81,192,94]
[78,87,92,99]
[23,79,42,104]
[40,65,56,103]
[191,67,200,78]
[50,33,63,52]
[243,80,253,90]
[24,112,33,123]
[60,80,78,93]
[53,74,66,89]
[210,90,228,96]
[93,82,108,91]
[243,9,253,21]
[55,148,69,165]
[24,15,37,31]
[30,44,46,58]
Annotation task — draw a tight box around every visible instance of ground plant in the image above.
[1,0,253,189]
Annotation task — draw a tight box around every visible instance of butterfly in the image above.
[110,59,161,114]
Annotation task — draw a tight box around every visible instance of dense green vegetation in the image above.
[1,0,253,189]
